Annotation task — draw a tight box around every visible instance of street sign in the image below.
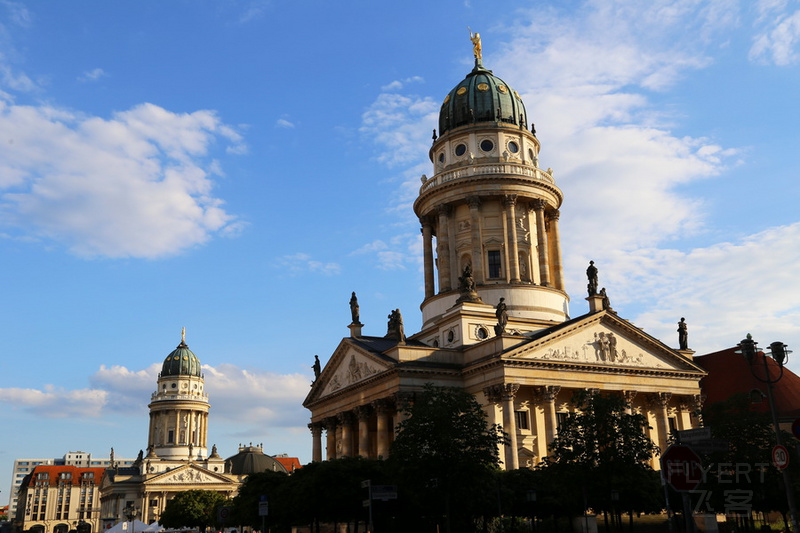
[258,501,269,516]
[773,445,790,470]
[661,444,703,491]
[371,485,398,500]
[678,427,712,443]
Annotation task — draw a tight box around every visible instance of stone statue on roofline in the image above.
[494,298,508,335]
[456,264,482,303]
[385,309,406,342]
[349,292,361,325]
[586,260,598,296]
[678,317,689,350]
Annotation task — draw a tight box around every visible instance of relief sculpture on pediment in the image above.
[535,333,663,369]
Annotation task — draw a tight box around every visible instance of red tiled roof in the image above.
[274,457,302,472]
[26,465,106,487]
[695,346,800,419]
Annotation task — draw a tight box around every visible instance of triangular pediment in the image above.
[304,338,396,405]
[507,312,704,374]
[145,463,233,486]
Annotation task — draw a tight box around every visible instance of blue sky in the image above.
[2,0,800,496]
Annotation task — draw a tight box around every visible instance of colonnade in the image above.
[482,385,703,470]
[309,396,409,462]
[148,408,209,448]
[420,195,565,298]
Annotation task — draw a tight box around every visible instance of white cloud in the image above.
[0,101,245,258]
[750,7,800,65]
[277,252,341,275]
[0,386,108,418]
[78,68,106,82]
[0,362,310,427]
[276,118,295,128]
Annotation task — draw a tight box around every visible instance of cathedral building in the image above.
[303,39,707,470]
[93,331,291,529]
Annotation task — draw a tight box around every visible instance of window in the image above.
[168,430,174,443]
[556,412,569,432]
[487,250,502,278]
[515,410,530,430]
[668,416,677,433]
[455,144,467,156]
[480,139,494,152]
[507,141,519,153]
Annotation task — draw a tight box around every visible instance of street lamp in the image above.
[737,334,799,531]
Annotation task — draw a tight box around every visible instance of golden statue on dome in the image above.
[469,27,482,60]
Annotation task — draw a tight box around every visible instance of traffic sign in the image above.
[661,444,703,491]
[773,445,790,470]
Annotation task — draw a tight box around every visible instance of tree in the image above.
[388,384,508,533]
[231,471,290,532]
[542,390,660,531]
[159,490,228,532]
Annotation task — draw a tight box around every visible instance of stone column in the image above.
[623,390,637,415]
[325,417,338,460]
[467,196,484,284]
[373,399,393,459]
[502,384,521,469]
[421,218,435,298]
[436,205,453,292]
[547,210,564,290]
[538,385,561,444]
[394,392,414,436]
[649,392,672,452]
[531,199,551,287]
[310,423,323,463]
[504,195,521,282]
[338,412,354,457]
[355,405,371,458]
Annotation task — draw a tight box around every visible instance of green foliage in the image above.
[388,384,508,532]
[159,489,228,531]
[541,390,661,515]
[231,470,290,530]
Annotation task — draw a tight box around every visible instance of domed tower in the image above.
[147,328,209,460]
[414,36,568,343]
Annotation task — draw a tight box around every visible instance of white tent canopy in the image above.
[105,520,150,533]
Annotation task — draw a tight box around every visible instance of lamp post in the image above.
[737,334,799,531]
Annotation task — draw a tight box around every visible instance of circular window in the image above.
[171,383,177,388]
[447,330,455,343]
[480,139,494,152]
[438,152,445,163]
[477,327,488,340]
[508,141,519,153]
[455,144,467,157]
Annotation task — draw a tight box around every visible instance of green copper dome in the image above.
[438,59,528,136]
[161,340,202,377]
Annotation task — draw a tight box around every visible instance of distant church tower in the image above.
[415,40,567,343]
[147,328,209,459]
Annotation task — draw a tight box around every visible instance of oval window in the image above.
[508,141,519,153]
[477,327,488,340]
[480,139,494,152]
[447,331,455,343]
[529,149,535,161]
[438,152,445,163]
[455,144,467,156]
